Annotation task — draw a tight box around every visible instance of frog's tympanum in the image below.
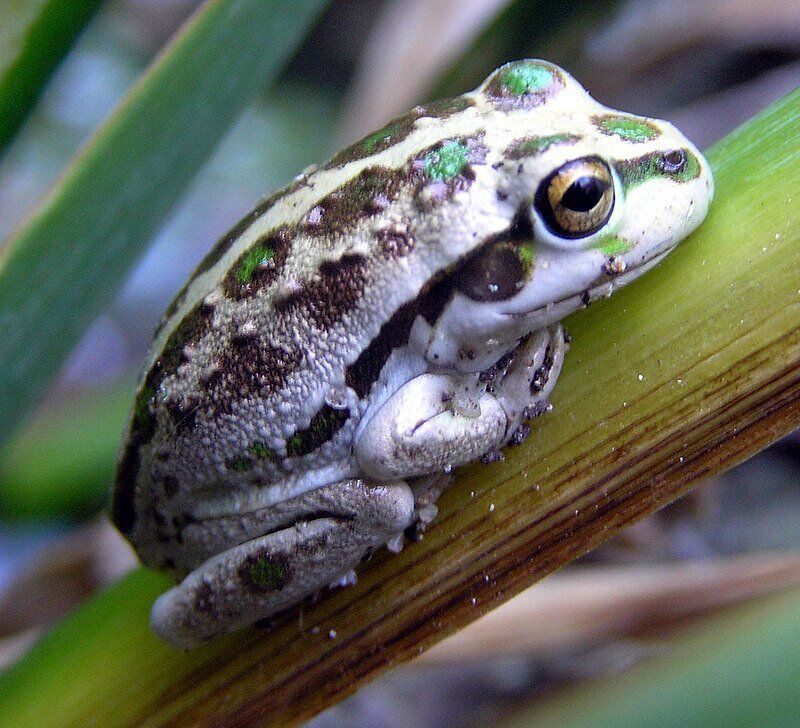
[112,61,714,648]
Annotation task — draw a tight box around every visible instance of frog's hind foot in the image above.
[150,479,414,649]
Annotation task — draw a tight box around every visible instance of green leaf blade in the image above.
[0,0,104,152]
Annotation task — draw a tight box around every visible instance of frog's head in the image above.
[500,127,713,327]
[426,60,713,371]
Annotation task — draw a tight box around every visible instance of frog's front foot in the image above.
[490,324,566,448]
[355,325,566,480]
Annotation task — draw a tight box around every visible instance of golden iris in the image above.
[534,157,615,238]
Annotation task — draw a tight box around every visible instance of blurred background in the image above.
[1,0,800,725]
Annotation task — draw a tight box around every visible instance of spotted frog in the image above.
[112,60,713,648]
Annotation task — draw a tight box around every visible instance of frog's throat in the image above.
[501,247,673,320]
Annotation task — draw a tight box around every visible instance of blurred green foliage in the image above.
[0,0,103,152]
[0,380,133,520]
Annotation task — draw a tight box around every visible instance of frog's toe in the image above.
[493,324,566,440]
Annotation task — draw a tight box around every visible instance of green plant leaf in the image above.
[0,82,798,727]
[0,0,103,152]
[0,0,328,449]
[0,379,133,520]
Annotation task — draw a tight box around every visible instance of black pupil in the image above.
[560,175,607,212]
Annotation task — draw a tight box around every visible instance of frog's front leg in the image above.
[355,324,566,480]
[150,479,414,649]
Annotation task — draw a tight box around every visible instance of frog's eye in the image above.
[534,157,615,238]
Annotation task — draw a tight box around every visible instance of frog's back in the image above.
[112,60,593,554]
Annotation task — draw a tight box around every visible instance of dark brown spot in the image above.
[165,396,199,432]
[206,332,302,412]
[305,168,405,237]
[274,254,369,331]
[286,405,350,457]
[200,368,222,391]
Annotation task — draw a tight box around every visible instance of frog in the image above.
[111,60,713,648]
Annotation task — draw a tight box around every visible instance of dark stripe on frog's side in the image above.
[504,133,580,160]
[273,253,370,331]
[615,148,702,190]
[304,167,407,237]
[222,225,295,300]
[483,60,565,109]
[345,300,420,398]
[342,218,530,402]
[286,404,350,458]
[112,302,216,534]
[325,96,476,168]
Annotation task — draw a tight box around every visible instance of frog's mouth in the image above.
[502,247,673,320]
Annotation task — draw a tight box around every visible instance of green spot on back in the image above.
[595,236,631,256]
[500,63,553,95]
[249,556,285,590]
[251,442,277,461]
[595,114,660,142]
[362,121,403,153]
[236,244,275,284]
[423,140,469,180]
[506,134,580,159]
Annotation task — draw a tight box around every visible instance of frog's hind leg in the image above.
[150,479,414,649]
